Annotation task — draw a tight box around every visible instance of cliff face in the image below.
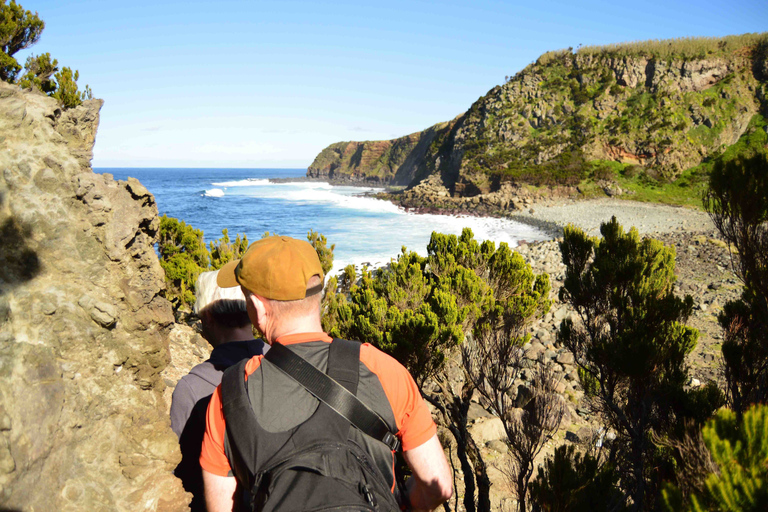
[0,83,188,510]
[307,121,455,185]
[309,34,768,196]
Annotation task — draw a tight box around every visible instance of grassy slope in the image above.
[574,114,768,207]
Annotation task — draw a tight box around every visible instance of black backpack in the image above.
[220,338,403,512]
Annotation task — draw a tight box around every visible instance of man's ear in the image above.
[251,294,268,320]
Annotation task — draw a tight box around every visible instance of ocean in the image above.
[95,168,551,276]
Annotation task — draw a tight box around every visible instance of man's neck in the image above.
[267,318,323,344]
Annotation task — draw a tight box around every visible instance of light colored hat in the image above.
[194,270,247,315]
[217,235,324,300]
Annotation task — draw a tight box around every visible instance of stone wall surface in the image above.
[0,82,189,510]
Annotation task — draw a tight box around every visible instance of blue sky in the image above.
[17,0,768,168]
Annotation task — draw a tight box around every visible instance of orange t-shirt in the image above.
[200,332,437,477]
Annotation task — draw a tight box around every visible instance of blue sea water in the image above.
[95,168,550,276]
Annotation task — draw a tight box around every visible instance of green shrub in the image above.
[558,217,718,510]
[324,228,550,510]
[705,152,768,415]
[662,404,768,512]
[159,219,335,312]
[530,445,628,512]
[592,163,615,181]
[18,52,56,92]
[622,164,643,178]
[51,66,91,108]
[158,215,210,308]
[505,150,589,187]
[307,229,334,275]
[208,228,248,270]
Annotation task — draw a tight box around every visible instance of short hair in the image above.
[263,274,323,320]
[195,270,251,328]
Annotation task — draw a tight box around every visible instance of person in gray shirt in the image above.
[171,270,266,511]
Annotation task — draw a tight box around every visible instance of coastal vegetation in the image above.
[157,218,334,310]
[0,0,92,107]
[155,148,768,511]
[322,229,553,511]
[157,215,249,308]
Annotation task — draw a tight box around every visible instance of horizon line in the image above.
[93,166,310,170]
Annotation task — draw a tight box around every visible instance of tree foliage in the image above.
[704,152,768,417]
[325,228,551,511]
[662,404,768,512]
[0,0,91,107]
[557,217,719,511]
[157,221,336,312]
[208,228,248,269]
[529,445,627,512]
[463,245,554,511]
[0,0,42,81]
[18,51,55,92]
[158,215,210,308]
[307,229,335,276]
[50,66,92,107]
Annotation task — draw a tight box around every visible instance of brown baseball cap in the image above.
[216,235,325,300]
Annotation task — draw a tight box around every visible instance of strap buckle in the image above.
[383,431,401,452]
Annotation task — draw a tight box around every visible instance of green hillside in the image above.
[308,33,768,206]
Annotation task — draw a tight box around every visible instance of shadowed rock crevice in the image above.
[0,217,40,291]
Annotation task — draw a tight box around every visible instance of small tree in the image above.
[661,404,768,512]
[704,152,768,417]
[464,249,554,511]
[558,217,708,511]
[0,0,43,82]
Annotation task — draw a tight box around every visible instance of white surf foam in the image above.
[204,188,225,197]
[325,212,549,279]
[211,178,272,187]
[282,188,403,214]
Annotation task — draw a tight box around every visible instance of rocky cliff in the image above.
[307,120,455,185]
[0,83,188,510]
[309,33,768,197]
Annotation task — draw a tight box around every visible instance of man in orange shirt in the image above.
[200,235,452,512]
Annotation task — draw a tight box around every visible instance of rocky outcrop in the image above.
[310,33,768,198]
[0,83,188,510]
[379,175,577,219]
[307,121,455,185]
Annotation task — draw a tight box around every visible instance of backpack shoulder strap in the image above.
[326,337,360,394]
[264,339,401,451]
[220,358,259,486]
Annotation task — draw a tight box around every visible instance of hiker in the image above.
[200,235,453,512]
[171,270,267,511]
